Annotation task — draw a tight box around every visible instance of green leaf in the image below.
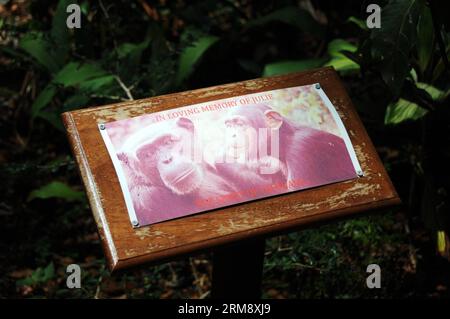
[410,68,418,82]
[328,39,357,57]
[19,32,60,73]
[116,39,150,61]
[31,84,57,117]
[53,62,108,87]
[176,34,219,85]
[437,231,447,256]
[115,39,151,80]
[31,62,109,117]
[28,181,84,202]
[43,262,55,282]
[263,58,325,77]
[347,16,368,30]
[80,1,90,15]
[371,0,424,97]
[36,111,65,131]
[416,82,448,101]
[324,39,360,73]
[416,6,434,74]
[247,6,325,37]
[16,263,55,287]
[78,75,116,93]
[385,98,428,124]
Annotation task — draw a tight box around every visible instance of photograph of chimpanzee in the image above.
[101,85,359,226]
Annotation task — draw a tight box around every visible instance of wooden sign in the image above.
[62,67,400,271]
[98,82,363,228]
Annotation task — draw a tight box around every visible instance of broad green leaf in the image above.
[80,1,90,15]
[410,68,418,82]
[416,82,448,101]
[32,63,109,117]
[437,231,448,256]
[116,39,150,61]
[36,111,64,131]
[347,16,368,30]
[371,0,424,97]
[115,39,151,80]
[327,39,358,57]
[385,98,428,124]
[324,39,360,73]
[416,6,434,74]
[28,181,84,202]
[16,263,55,287]
[325,57,359,73]
[117,42,142,58]
[263,58,325,77]
[78,75,116,93]
[31,84,57,117]
[247,6,325,37]
[176,34,219,85]
[53,62,107,87]
[43,262,55,282]
[19,32,60,73]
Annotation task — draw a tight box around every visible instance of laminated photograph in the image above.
[99,83,363,227]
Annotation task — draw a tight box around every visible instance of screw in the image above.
[132,220,139,227]
[315,83,321,90]
[357,170,364,177]
[99,123,106,130]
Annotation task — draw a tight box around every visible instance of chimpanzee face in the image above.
[224,115,255,160]
[155,133,184,166]
[136,118,204,195]
[222,106,284,169]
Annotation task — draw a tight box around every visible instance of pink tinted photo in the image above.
[99,84,362,227]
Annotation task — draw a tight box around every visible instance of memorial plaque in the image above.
[98,83,362,227]
[62,67,400,271]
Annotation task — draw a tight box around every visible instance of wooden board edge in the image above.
[327,69,401,200]
[111,195,401,271]
[61,111,118,268]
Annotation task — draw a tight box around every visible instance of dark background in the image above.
[0,0,449,298]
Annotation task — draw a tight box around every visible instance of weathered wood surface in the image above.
[62,67,401,271]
